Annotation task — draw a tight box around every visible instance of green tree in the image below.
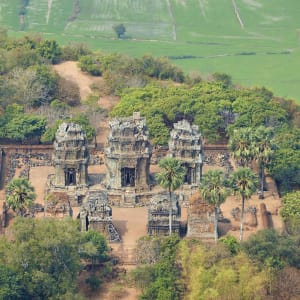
[200,170,229,243]
[229,127,254,167]
[5,178,36,217]
[4,114,46,142]
[80,230,109,268]
[281,191,300,235]
[29,64,59,105]
[245,229,300,268]
[228,167,258,241]
[211,72,232,87]
[156,157,185,235]
[0,104,46,141]
[9,218,82,299]
[0,263,24,300]
[252,126,274,199]
[78,55,102,76]
[0,218,113,299]
[229,87,288,130]
[178,240,266,300]
[133,236,182,300]
[113,24,126,38]
[219,235,240,255]
[37,39,61,64]
[268,128,300,194]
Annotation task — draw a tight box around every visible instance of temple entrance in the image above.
[121,167,135,187]
[185,166,192,184]
[65,168,76,185]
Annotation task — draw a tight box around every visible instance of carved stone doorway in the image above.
[185,166,192,184]
[121,167,135,187]
[65,168,76,185]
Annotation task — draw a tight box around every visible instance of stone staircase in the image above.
[112,244,137,265]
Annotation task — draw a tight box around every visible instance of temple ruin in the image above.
[80,191,121,242]
[147,193,181,236]
[53,123,89,188]
[47,123,89,206]
[169,120,203,186]
[187,192,215,241]
[105,112,152,206]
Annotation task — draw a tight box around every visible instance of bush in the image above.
[78,55,102,76]
[55,77,80,106]
[85,274,102,292]
[61,43,92,61]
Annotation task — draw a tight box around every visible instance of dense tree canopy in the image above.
[0,104,46,142]
[280,191,300,235]
[132,235,183,300]
[243,229,300,270]
[0,218,112,299]
[268,128,300,194]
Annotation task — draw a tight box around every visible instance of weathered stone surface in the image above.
[187,192,215,241]
[105,112,152,206]
[80,191,121,242]
[1,201,8,228]
[53,123,89,188]
[44,191,71,218]
[147,192,181,236]
[169,120,203,186]
[245,206,257,227]
[260,203,270,229]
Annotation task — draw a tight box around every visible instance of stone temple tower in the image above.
[53,123,89,188]
[169,120,203,186]
[105,112,152,192]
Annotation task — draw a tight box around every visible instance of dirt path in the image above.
[53,61,120,146]
[53,61,97,100]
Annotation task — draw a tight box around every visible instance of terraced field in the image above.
[1,0,300,100]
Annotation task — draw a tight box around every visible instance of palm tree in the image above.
[155,157,185,235]
[252,126,274,199]
[228,167,258,241]
[229,128,254,167]
[6,177,36,217]
[200,170,229,243]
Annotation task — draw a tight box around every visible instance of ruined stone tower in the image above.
[105,112,151,191]
[104,112,152,206]
[147,193,181,236]
[53,123,89,188]
[80,191,121,242]
[187,191,215,241]
[169,120,203,186]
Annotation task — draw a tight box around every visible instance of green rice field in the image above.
[1,0,300,101]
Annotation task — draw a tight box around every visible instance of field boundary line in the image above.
[231,0,244,28]
[166,0,177,41]
[199,0,208,18]
[46,0,53,24]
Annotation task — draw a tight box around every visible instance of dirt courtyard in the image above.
[28,163,283,243]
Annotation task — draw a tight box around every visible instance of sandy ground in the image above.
[53,61,96,100]
[54,61,119,146]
